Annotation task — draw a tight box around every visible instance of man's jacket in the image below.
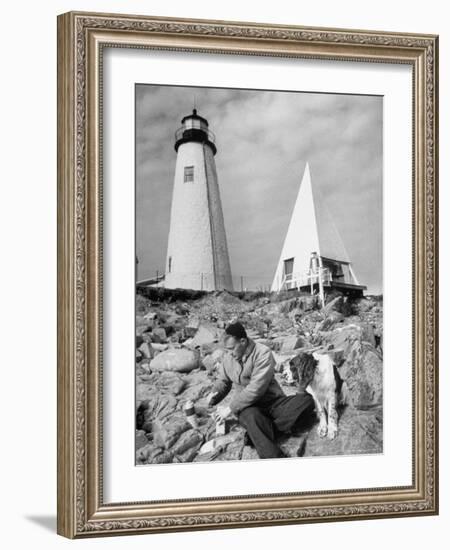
[211,339,285,414]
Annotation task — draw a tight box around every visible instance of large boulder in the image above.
[340,341,383,409]
[323,323,363,356]
[150,348,200,373]
[301,407,383,457]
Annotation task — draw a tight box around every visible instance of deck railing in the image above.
[280,268,332,291]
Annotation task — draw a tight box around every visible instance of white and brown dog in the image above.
[283,351,348,440]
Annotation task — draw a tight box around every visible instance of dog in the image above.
[283,351,348,440]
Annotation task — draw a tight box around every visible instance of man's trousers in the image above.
[237,392,314,459]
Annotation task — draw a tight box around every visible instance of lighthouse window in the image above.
[184,166,194,182]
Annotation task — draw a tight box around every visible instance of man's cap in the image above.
[224,322,247,340]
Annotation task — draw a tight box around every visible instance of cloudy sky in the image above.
[136,85,383,294]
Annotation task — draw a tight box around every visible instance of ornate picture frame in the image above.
[57,11,438,538]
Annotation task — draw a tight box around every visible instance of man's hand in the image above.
[214,405,232,423]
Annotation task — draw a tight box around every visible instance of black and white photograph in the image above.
[135,84,383,465]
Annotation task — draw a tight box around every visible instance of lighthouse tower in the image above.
[164,109,233,291]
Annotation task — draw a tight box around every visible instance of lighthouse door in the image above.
[283,258,294,289]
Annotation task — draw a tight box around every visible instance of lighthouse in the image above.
[164,109,233,291]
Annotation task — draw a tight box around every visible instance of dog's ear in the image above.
[287,358,299,380]
[293,352,317,386]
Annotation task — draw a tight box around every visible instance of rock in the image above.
[145,371,186,395]
[150,348,200,373]
[199,342,223,357]
[354,297,377,314]
[144,311,158,322]
[277,298,299,314]
[136,315,151,327]
[136,383,158,404]
[175,303,190,316]
[361,323,376,346]
[193,449,222,461]
[135,429,149,451]
[197,432,241,456]
[184,316,201,338]
[280,335,305,352]
[323,323,362,356]
[152,327,167,342]
[202,349,225,372]
[136,334,144,348]
[246,318,270,337]
[136,394,178,432]
[149,333,163,344]
[300,310,325,334]
[181,370,214,402]
[137,341,154,359]
[136,362,151,376]
[340,341,383,409]
[216,437,245,461]
[135,287,385,462]
[317,311,343,332]
[172,429,204,458]
[136,443,173,465]
[341,298,355,317]
[326,348,345,368]
[296,295,319,312]
[182,383,212,403]
[302,407,383,457]
[188,324,222,348]
[152,415,192,449]
[241,445,259,461]
[151,343,169,352]
[324,295,344,315]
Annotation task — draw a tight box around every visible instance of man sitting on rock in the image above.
[206,322,313,459]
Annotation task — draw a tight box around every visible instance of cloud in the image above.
[136,84,383,293]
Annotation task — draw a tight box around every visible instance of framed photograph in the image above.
[57,11,439,538]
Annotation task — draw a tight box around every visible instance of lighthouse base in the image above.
[164,272,233,292]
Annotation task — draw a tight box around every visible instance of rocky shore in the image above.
[135,288,383,464]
